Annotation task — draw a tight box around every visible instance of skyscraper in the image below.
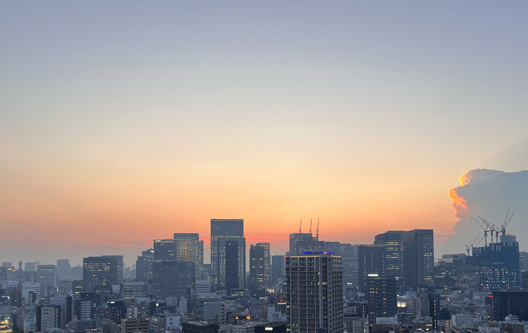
[217,236,246,294]
[210,219,244,289]
[174,233,202,280]
[357,244,385,293]
[374,231,404,284]
[288,233,317,256]
[136,248,154,282]
[367,275,397,324]
[403,229,434,290]
[271,255,285,285]
[286,252,344,333]
[249,243,271,297]
[83,256,119,294]
[153,239,178,298]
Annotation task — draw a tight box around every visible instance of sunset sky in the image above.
[2,2,528,266]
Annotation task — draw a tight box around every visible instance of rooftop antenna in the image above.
[299,218,302,234]
[309,218,313,235]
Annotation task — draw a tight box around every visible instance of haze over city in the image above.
[2,2,528,267]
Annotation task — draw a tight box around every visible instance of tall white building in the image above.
[286,252,344,333]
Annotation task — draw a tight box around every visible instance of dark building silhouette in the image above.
[83,256,119,295]
[210,219,244,291]
[374,231,404,285]
[271,255,285,285]
[358,245,385,293]
[218,237,246,295]
[367,275,397,324]
[250,243,271,297]
[403,229,434,289]
[492,291,528,321]
[288,233,317,256]
[153,239,179,298]
[136,248,154,282]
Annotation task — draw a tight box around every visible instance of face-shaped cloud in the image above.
[444,169,528,255]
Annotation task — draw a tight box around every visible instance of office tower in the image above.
[154,239,177,260]
[357,244,385,293]
[102,255,124,283]
[199,240,204,279]
[210,219,244,289]
[37,265,57,289]
[286,252,344,333]
[25,262,37,272]
[136,248,154,282]
[249,243,271,297]
[469,234,520,291]
[271,255,285,285]
[217,237,246,294]
[374,231,404,284]
[174,233,202,280]
[37,305,61,332]
[367,275,397,324]
[83,256,119,294]
[176,261,196,298]
[153,240,178,299]
[56,259,71,282]
[403,229,434,289]
[492,291,528,321]
[288,233,317,256]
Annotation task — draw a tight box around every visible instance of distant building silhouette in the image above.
[249,243,271,297]
[403,229,434,290]
[210,219,245,292]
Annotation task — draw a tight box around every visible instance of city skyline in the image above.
[2,2,528,265]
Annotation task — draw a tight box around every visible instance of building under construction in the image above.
[467,211,520,291]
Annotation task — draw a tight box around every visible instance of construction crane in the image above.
[471,216,489,247]
[299,218,302,234]
[466,235,484,256]
[500,209,515,236]
[478,215,498,244]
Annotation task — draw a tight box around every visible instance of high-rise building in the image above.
[288,233,317,256]
[367,275,397,324]
[102,255,124,284]
[492,291,528,321]
[56,259,71,282]
[286,252,344,333]
[374,231,404,284]
[174,233,202,280]
[83,256,119,294]
[136,248,154,282]
[469,234,520,291]
[217,237,246,294]
[37,265,57,289]
[271,255,285,285]
[154,239,176,260]
[403,229,434,289]
[357,245,385,293]
[153,239,178,299]
[210,219,244,289]
[249,243,271,297]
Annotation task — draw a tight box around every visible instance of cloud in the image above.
[443,169,528,254]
